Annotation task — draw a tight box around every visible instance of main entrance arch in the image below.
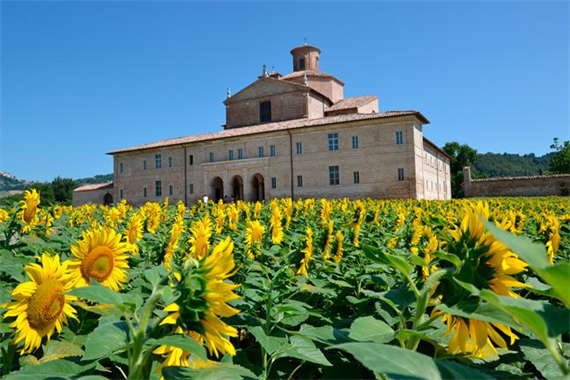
[210,176,224,202]
[103,193,113,205]
[251,173,265,202]
[231,175,244,201]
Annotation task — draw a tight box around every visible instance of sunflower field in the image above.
[0,190,569,380]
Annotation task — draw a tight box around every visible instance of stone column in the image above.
[463,166,472,198]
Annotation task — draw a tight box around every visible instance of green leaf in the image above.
[519,339,568,380]
[40,340,84,363]
[331,342,491,380]
[3,357,97,380]
[273,303,309,327]
[147,335,208,361]
[483,221,570,307]
[349,316,394,344]
[298,324,336,344]
[432,250,463,269]
[83,321,129,361]
[248,326,287,355]
[67,282,123,309]
[144,264,168,289]
[162,363,258,380]
[363,245,412,275]
[275,335,332,366]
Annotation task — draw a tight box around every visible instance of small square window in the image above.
[270,145,276,157]
[209,152,215,163]
[120,163,123,173]
[143,160,147,170]
[297,175,303,187]
[329,166,340,185]
[189,155,194,165]
[237,148,243,159]
[228,150,234,160]
[296,142,303,155]
[155,154,162,169]
[189,183,194,194]
[155,180,162,197]
[169,185,173,196]
[353,171,360,184]
[398,168,405,181]
[352,136,359,149]
[258,146,265,157]
[328,133,339,151]
[271,177,277,189]
[120,189,123,198]
[143,187,147,197]
[168,157,173,167]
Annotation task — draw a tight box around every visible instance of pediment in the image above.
[225,78,305,103]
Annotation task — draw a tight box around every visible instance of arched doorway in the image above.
[103,193,113,205]
[210,176,224,202]
[251,173,265,201]
[231,175,244,200]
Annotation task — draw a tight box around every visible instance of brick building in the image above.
[74,44,452,206]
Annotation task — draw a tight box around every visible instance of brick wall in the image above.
[463,167,570,197]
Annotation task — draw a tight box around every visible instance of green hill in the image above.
[473,152,552,178]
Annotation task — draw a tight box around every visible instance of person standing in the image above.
[202,194,208,204]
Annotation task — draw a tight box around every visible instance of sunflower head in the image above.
[2,254,77,354]
[18,189,41,232]
[69,225,130,291]
[163,237,240,358]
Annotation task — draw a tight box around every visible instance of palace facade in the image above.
[73,45,451,206]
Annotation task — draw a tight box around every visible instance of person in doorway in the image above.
[224,195,229,203]
[230,196,235,204]
[202,194,208,204]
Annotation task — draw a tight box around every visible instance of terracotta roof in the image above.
[73,181,114,192]
[108,111,429,155]
[280,70,344,85]
[326,96,378,112]
[423,137,452,160]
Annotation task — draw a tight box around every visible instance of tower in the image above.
[291,45,321,72]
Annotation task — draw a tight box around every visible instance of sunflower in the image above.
[68,225,130,291]
[18,189,40,233]
[539,214,560,264]
[0,208,8,224]
[270,205,284,244]
[297,227,314,277]
[188,216,212,260]
[436,202,528,357]
[322,219,334,260]
[154,329,214,377]
[333,230,344,264]
[2,254,77,354]
[161,237,240,358]
[125,212,144,255]
[244,220,265,259]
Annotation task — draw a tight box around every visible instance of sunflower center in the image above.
[27,279,64,331]
[23,206,37,223]
[82,246,115,282]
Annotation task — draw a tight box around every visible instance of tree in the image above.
[443,142,478,198]
[52,177,76,204]
[549,138,570,174]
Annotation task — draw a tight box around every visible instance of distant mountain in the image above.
[0,172,113,191]
[473,152,552,178]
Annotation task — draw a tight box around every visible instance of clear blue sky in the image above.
[1,1,568,182]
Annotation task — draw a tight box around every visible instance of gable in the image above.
[225,78,305,103]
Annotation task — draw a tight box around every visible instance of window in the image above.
[155,180,162,197]
[168,157,173,167]
[237,148,243,159]
[259,101,272,123]
[297,175,303,187]
[396,131,404,145]
[258,146,264,157]
[143,187,147,197]
[120,189,123,198]
[189,183,194,194]
[353,171,360,184]
[299,58,305,70]
[271,177,277,189]
[143,160,147,170]
[120,163,123,173]
[155,154,162,169]
[329,166,340,185]
[352,136,359,149]
[398,168,405,181]
[328,133,339,151]
[296,142,303,155]
[169,185,173,196]
[209,152,215,163]
[189,155,194,165]
[228,150,234,161]
[270,144,276,157]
